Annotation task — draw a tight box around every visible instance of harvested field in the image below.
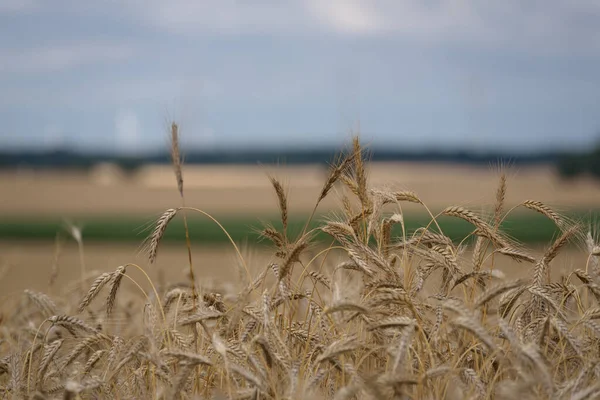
[2,162,600,217]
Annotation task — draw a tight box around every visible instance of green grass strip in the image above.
[1,210,598,244]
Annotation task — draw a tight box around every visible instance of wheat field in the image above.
[2,128,600,399]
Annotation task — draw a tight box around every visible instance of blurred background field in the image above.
[1,159,599,295]
[4,162,600,218]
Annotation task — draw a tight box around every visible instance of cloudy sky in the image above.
[1,1,600,154]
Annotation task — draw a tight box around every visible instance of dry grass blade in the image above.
[278,237,309,281]
[170,363,194,397]
[527,285,563,316]
[344,248,375,276]
[37,339,63,385]
[550,315,583,357]
[49,315,99,335]
[316,336,359,364]
[178,311,223,326]
[24,290,58,317]
[308,270,331,290]
[368,316,416,331]
[574,269,600,303]
[442,206,487,229]
[350,136,371,210]
[381,213,403,256]
[443,299,497,350]
[170,122,183,197]
[268,175,288,235]
[543,224,580,265]
[228,363,267,392]
[497,247,536,263]
[571,383,600,400]
[499,287,529,319]
[522,200,563,227]
[259,226,286,250]
[452,270,503,290]
[462,367,487,397]
[475,279,527,308]
[442,206,509,248]
[78,272,113,312]
[147,208,178,264]
[165,350,213,366]
[324,302,369,316]
[494,172,507,229]
[318,153,355,203]
[61,333,108,369]
[106,265,126,316]
[472,235,485,272]
[533,224,580,286]
[586,231,600,276]
[321,221,356,244]
[372,189,422,204]
[83,350,105,374]
[340,173,360,198]
[451,316,497,351]
[520,343,554,396]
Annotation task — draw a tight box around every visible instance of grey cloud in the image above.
[118,1,600,54]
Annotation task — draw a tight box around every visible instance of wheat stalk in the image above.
[147,208,178,264]
[106,265,126,316]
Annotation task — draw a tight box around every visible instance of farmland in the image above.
[3,162,600,217]
[1,161,599,288]
[2,152,600,399]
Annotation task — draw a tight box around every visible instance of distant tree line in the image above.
[556,143,600,180]
[0,148,562,168]
[1,147,599,182]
